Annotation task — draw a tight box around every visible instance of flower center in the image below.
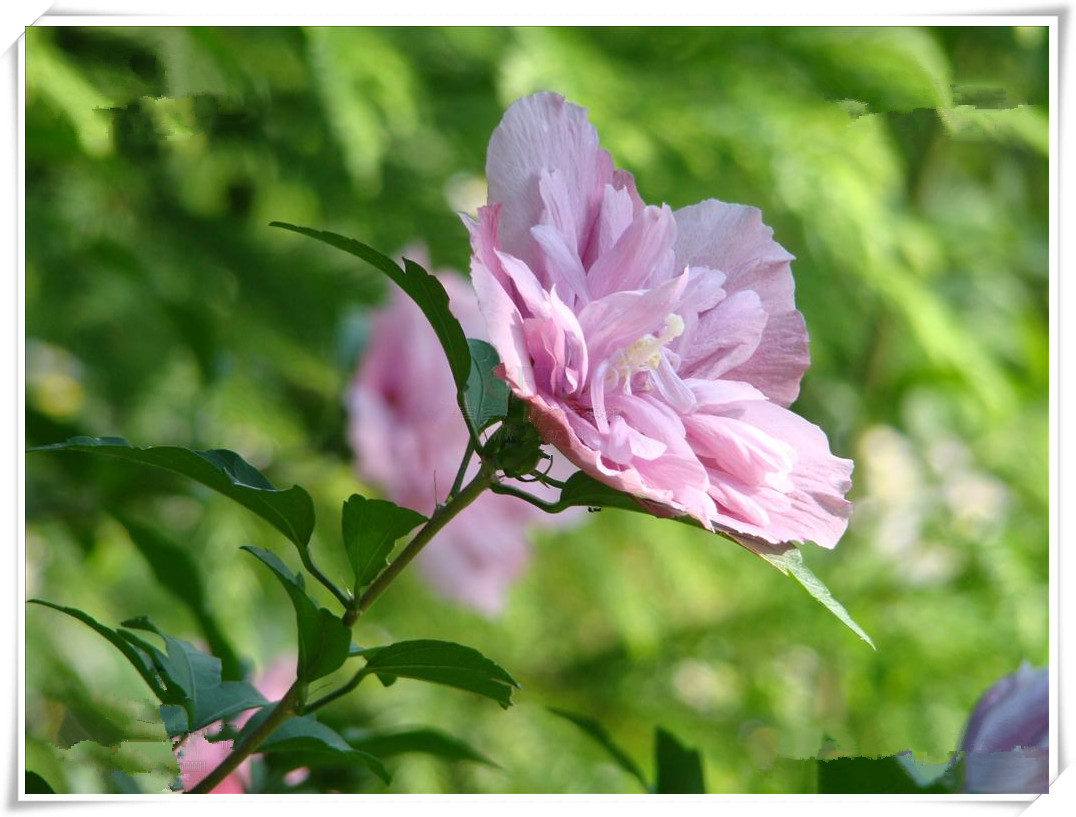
[612,313,685,382]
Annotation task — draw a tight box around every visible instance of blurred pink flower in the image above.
[176,656,308,793]
[466,92,852,547]
[347,250,576,615]
[959,663,1049,793]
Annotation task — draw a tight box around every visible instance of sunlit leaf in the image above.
[760,549,876,649]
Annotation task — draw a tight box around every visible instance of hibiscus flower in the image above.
[466,92,852,547]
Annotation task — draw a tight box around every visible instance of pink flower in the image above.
[176,656,308,793]
[347,250,575,614]
[959,664,1049,793]
[465,92,852,547]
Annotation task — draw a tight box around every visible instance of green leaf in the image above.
[269,222,470,391]
[113,513,242,679]
[158,705,188,738]
[759,549,876,649]
[345,728,496,767]
[188,681,268,732]
[242,546,350,682]
[359,639,519,708]
[556,471,650,514]
[341,495,426,592]
[817,754,960,794]
[27,600,167,701]
[30,437,315,549]
[464,338,510,433]
[122,617,268,732]
[653,727,706,794]
[548,708,648,790]
[25,771,56,794]
[243,711,389,782]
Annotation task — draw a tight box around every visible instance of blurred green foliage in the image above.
[25,25,1048,793]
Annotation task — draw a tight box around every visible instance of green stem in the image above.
[186,682,301,794]
[447,438,476,501]
[353,464,494,618]
[297,546,352,610]
[305,667,369,714]
[489,481,563,513]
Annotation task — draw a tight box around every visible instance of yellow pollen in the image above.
[613,314,685,381]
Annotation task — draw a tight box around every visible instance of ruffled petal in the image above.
[679,289,768,380]
[531,222,590,307]
[699,399,853,547]
[578,270,688,365]
[674,200,808,406]
[586,204,678,299]
[470,256,537,397]
[486,92,614,271]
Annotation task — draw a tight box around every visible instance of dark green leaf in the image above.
[359,639,519,709]
[759,549,875,648]
[464,338,510,433]
[121,616,200,700]
[122,617,268,732]
[269,223,470,391]
[556,471,650,514]
[245,712,389,783]
[817,754,959,794]
[30,437,315,549]
[25,771,56,794]
[159,705,188,738]
[341,495,426,592]
[188,681,268,732]
[346,728,496,767]
[548,708,648,790]
[653,727,706,794]
[113,513,242,679]
[242,546,350,682]
[27,600,167,701]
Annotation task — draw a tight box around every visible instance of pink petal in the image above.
[495,250,548,318]
[686,378,768,408]
[577,270,688,365]
[486,93,614,272]
[585,204,678,299]
[531,222,590,307]
[471,256,537,397]
[674,200,808,406]
[700,399,853,547]
[679,289,768,380]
